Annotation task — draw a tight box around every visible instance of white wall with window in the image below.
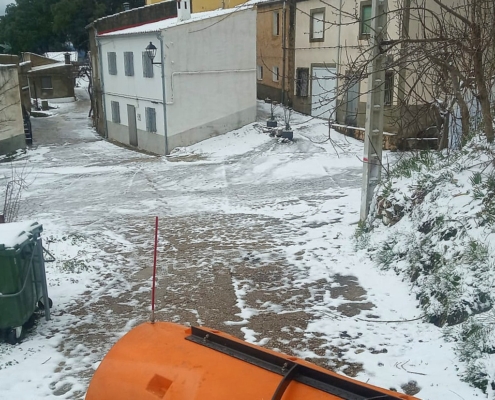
[99,32,165,153]
[100,33,163,105]
[98,7,256,155]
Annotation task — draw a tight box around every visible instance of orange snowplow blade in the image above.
[86,322,418,400]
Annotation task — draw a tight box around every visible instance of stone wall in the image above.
[0,65,25,155]
[29,65,75,100]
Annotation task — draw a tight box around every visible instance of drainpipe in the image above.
[27,76,33,107]
[335,0,342,123]
[96,37,109,139]
[157,33,169,156]
[281,0,287,105]
[397,0,411,138]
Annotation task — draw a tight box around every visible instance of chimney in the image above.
[64,52,71,65]
[123,2,130,11]
[177,0,191,22]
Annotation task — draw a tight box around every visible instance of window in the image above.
[272,66,279,82]
[296,68,309,97]
[273,11,280,36]
[108,52,117,75]
[360,2,372,38]
[384,71,394,106]
[124,52,134,76]
[257,65,263,81]
[310,8,325,42]
[142,52,154,78]
[111,101,120,123]
[145,107,157,132]
[41,76,52,90]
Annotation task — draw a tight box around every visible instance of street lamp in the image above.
[145,42,161,65]
[144,39,168,155]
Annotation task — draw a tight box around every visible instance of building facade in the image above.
[22,53,75,101]
[86,1,178,137]
[97,5,256,155]
[145,0,248,12]
[292,0,452,145]
[256,0,295,106]
[0,64,24,155]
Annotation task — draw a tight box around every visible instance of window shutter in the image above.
[384,71,394,105]
[272,66,279,82]
[257,65,263,80]
[124,52,134,76]
[111,101,120,123]
[273,12,280,36]
[41,76,52,90]
[296,68,309,97]
[108,52,117,75]
[145,107,157,132]
[142,52,154,78]
[152,108,156,132]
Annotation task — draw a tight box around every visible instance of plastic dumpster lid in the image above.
[0,221,43,252]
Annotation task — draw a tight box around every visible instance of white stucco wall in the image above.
[98,32,166,151]
[162,8,257,148]
[97,8,256,154]
[0,65,24,155]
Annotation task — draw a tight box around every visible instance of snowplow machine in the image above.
[86,321,418,400]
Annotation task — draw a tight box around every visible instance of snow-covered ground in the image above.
[0,89,483,399]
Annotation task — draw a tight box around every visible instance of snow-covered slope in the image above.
[359,135,495,395]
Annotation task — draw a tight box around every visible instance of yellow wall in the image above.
[145,0,247,12]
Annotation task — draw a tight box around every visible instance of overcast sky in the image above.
[0,0,13,16]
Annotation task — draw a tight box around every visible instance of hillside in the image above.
[357,135,495,395]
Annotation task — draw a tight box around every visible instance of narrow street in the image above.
[0,88,481,399]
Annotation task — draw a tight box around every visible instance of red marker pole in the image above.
[151,216,158,323]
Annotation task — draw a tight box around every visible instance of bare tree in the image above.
[77,64,94,118]
[260,0,495,150]
[0,71,20,126]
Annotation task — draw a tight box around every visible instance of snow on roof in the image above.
[19,61,31,66]
[44,52,78,62]
[87,0,175,28]
[0,63,16,68]
[99,5,252,37]
[0,221,42,250]
[245,0,280,5]
[29,62,67,72]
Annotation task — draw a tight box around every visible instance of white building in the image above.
[44,52,79,63]
[97,2,257,155]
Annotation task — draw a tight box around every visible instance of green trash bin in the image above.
[0,221,51,344]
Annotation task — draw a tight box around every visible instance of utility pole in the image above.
[281,0,287,106]
[360,0,389,221]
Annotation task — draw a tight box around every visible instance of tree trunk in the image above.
[438,113,450,150]
[450,70,471,140]
[473,51,494,142]
[471,3,494,142]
